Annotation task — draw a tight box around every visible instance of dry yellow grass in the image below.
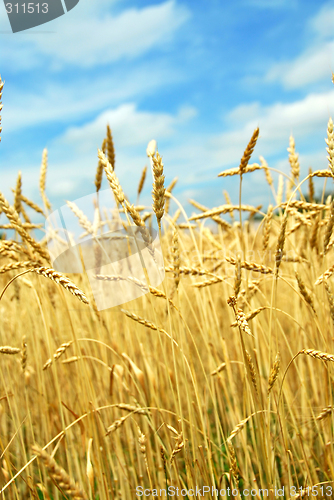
[2,76,334,499]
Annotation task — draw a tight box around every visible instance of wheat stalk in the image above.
[188,204,261,221]
[274,212,288,276]
[39,148,51,211]
[324,281,334,326]
[226,256,273,275]
[188,199,231,229]
[230,307,266,327]
[263,204,273,252]
[43,341,74,370]
[245,350,258,394]
[66,201,94,235]
[295,272,316,314]
[31,267,89,304]
[97,149,124,203]
[287,135,300,181]
[234,253,241,298]
[0,193,49,261]
[299,349,334,362]
[95,138,107,192]
[280,200,327,211]
[326,117,334,175]
[172,229,180,291]
[32,445,88,499]
[106,124,115,170]
[14,171,22,216]
[0,260,40,275]
[268,353,280,396]
[218,163,261,178]
[151,151,165,228]
[137,166,147,197]
[314,265,334,285]
[0,346,20,354]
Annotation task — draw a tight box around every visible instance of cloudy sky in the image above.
[0,0,333,224]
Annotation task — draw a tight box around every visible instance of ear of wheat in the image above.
[32,267,89,304]
[32,445,88,499]
[151,151,165,228]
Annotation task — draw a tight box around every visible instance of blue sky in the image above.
[0,0,333,224]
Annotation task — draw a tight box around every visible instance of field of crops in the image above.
[1,74,334,499]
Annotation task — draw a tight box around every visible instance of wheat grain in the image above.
[0,192,49,261]
[281,200,327,211]
[152,151,165,228]
[170,432,184,464]
[268,353,280,396]
[106,416,128,435]
[165,176,178,213]
[226,256,273,275]
[95,138,106,192]
[239,127,260,175]
[230,307,266,328]
[324,201,334,253]
[287,135,300,181]
[227,415,252,441]
[18,194,45,216]
[0,346,20,354]
[43,341,74,370]
[66,201,94,234]
[188,199,231,229]
[315,265,334,285]
[234,253,241,298]
[228,297,254,337]
[172,229,180,291]
[0,260,40,275]
[315,406,333,421]
[14,171,22,216]
[259,156,273,187]
[188,204,261,221]
[326,117,334,175]
[274,212,288,275]
[228,441,239,486]
[21,336,27,372]
[263,204,273,252]
[32,267,89,304]
[324,281,334,326]
[32,444,88,499]
[245,350,258,394]
[137,166,147,197]
[218,163,261,178]
[210,362,226,376]
[308,167,315,202]
[106,124,115,170]
[300,349,334,362]
[295,272,316,314]
[97,149,124,204]
[39,148,51,211]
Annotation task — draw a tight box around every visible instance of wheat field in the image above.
[1,74,334,499]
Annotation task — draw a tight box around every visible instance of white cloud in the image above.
[308,2,334,40]
[265,40,334,89]
[0,0,190,69]
[58,103,177,151]
[210,89,334,169]
[3,61,184,131]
